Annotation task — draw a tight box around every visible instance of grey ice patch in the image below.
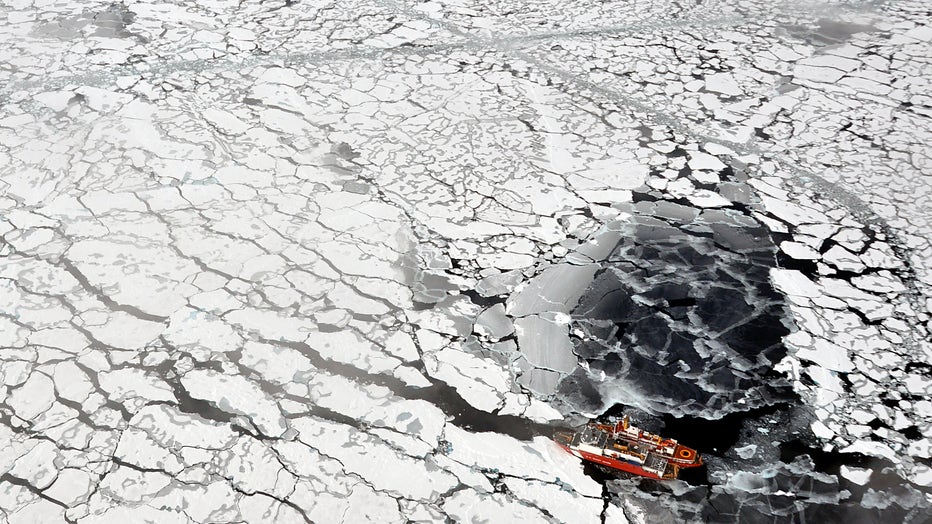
[556,202,794,418]
[781,18,877,47]
[32,3,146,41]
[474,303,515,339]
[506,263,600,317]
[514,315,576,375]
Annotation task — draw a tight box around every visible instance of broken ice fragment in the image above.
[735,444,758,459]
[475,303,515,339]
[840,465,873,486]
[703,73,743,96]
[794,338,855,372]
[506,263,599,317]
[514,315,576,375]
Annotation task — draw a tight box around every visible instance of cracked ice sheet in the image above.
[507,0,932,487]
[406,0,704,37]
[261,48,658,244]
[0,33,635,523]
[2,1,932,523]
[441,425,603,520]
[754,165,932,486]
[516,2,932,295]
[0,0,465,89]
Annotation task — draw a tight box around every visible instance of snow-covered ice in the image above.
[1,0,930,522]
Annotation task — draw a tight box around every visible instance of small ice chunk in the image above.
[795,338,855,372]
[692,170,720,184]
[383,331,420,362]
[904,25,932,41]
[841,440,896,461]
[793,54,860,83]
[10,441,59,489]
[735,444,758,459]
[477,269,524,297]
[43,468,93,506]
[908,438,931,459]
[517,367,563,395]
[704,73,743,96]
[257,67,307,87]
[823,245,865,273]
[850,272,906,294]
[904,374,930,396]
[703,142,737,156]
[771,269,821,298]
[33,90,75,111]
[506,264,599,317]
[849,409,875,424]
[811,419,835,440]
[913,466,932,487]
[514,315,576,373]
[780,241,820,260]
[840,465,872,486]
[426,347,508,412]
[203,108,250,135]
[581,160,650,190]
[7,372,55,420]
[687,190,731,208]
[688,152,728,171]
[759,195,828,224]
[474,304,515,339]
[806,365,844,393]
[522,398,563,422]
[797,54,861,73]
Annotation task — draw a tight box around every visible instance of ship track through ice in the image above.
[554,416,702,480]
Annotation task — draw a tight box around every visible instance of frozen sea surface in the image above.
[0,0,930,522]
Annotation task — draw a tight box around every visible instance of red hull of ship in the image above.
[558,444,666,480]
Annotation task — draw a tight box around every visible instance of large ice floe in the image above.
[1,0,931,522]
